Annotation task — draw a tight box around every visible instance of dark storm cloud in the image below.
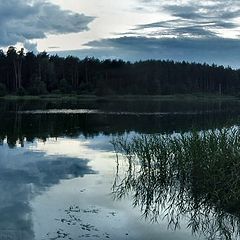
[134,19,220,38]
[0,0,94,49]
[135,18,237,37]
[85,36,239,53]
[54,36,240,67]
[135,0,240,38]
[164,2,240,23]
[51,0,240,67]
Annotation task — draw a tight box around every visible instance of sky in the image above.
[1,0,240,67]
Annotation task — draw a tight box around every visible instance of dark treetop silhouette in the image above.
[0,47,240,96]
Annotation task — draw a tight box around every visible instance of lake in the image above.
[1,98,240,240]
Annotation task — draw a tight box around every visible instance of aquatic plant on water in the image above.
[112,128,240,240]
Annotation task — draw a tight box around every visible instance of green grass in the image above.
[112,128,240,239]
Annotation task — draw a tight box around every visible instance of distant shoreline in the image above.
[0,93,238,102]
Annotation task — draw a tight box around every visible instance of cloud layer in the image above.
[0,0,94,50]
[63,0,239,67]
[53,36,240,67]
[135,0,240,38]
[2,0,238,67]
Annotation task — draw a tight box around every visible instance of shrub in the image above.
[0,83,7,97]
[17,87,26,96]
[59,79,72,94]
[51,89,61,95]
[28,77,48,95]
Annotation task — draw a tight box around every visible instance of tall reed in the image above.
[112,128,240,240]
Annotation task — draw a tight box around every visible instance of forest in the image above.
[0,46,240,96]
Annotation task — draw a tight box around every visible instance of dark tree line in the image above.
[0,46,240,96]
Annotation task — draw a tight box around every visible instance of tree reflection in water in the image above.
[112,128,240,240]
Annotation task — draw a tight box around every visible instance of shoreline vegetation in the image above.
[0,93,239,102]
[1,47,240,99]
[112,129,240,239]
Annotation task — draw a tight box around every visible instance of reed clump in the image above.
[112,128,240,240]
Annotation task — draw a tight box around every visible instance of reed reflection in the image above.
[112,129,240,240]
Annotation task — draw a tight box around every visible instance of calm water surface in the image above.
[1,99,240,240]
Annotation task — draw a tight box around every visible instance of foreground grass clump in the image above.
[112,128,240,240]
